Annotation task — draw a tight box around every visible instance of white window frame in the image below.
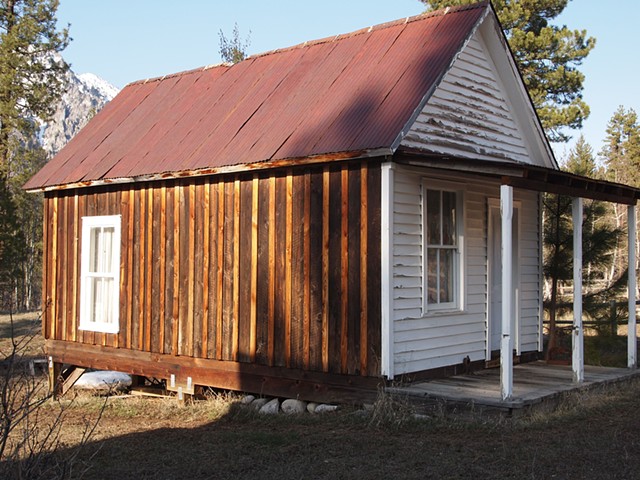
[422,182,463,315]
[79,215,122,334]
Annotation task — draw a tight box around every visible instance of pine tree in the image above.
[0,0,69,308]
[8,141,46,309]
[0,174,23,297]
[0,0,70,164]
[601,107,640,187]
[600,107,640,292]
[420,0,595,143]
[564,134,598,178]
[544,137,621,356]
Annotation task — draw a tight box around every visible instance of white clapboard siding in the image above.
[392,170,424,322]
[400,30,531,164]
[391,166,541,375]
[517,189,541,352]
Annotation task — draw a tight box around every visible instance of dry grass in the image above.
[3,313,640,479]
[0,311,44,361]
[42,379,639,480]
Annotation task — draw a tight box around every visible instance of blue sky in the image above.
[56,0,639,162]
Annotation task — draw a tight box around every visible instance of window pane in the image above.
[89,277,102,324]
[104,278,114,324]
[440,249,454,303]
[89,228,100,273]
[427,249,438,304]
[103,227,115,273]
[426,189,441,245]
[442,191,456,246]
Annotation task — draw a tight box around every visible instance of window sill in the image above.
[79,324,120,335]
[422,308,465,317]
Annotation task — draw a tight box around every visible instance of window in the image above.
[424,187,460,312]
[79,215,121,333]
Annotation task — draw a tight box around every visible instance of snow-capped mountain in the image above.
[40,70,119,156]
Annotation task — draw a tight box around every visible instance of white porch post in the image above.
[381,162,395,379]
[628,205,637,368]
[500,185,513,400]
[572,198,584,383]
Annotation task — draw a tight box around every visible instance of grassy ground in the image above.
[3,312,640,479]
[47,380,640,479]
[0,311,44,360]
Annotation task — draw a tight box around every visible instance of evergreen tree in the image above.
[600,107,640,289]
[0,173,23,298]
[601,106,640,187]
[218,23,251,64]
[544,138,621,356]
[420,0,595,143]
[0,0,69,308]
[564,134,598,178]
[8,141,46,310]
[0,0,70,164]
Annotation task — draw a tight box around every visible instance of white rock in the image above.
[314,404,338,414]
[73,371,132,391]
[241,394,256,405]
[412,413,430,421]
[259,398,280,415]
[281,399,307,414]
[307,402,318,413]
[251,398,269,410]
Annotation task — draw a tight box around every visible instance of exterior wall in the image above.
[391,165,540,375]
[42,160,382,383]
[400,30,531,164]
[518,192,542,353]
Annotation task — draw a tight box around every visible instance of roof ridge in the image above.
[246,1,489,60]
[121,2,489,88]
[125,62,232,87]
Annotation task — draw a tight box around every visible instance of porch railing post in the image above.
[500,185,513,400]
[572,197,584,383]
[628,204,637,368]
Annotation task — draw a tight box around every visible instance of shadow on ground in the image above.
[8,385,639,480]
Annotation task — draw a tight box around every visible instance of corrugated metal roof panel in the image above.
[25,2,489,190]
[353,6,485,150]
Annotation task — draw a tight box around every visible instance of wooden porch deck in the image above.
[386,361,640,416]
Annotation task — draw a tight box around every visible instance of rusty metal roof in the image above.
[26,2,489,190]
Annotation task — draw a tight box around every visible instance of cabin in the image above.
[25,1,640,403]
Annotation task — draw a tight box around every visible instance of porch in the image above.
[386,361,640,416]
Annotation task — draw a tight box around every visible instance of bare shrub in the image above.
[0,305,104,479]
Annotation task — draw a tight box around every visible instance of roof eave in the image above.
[395,149,640,205]
[24,148,394,193]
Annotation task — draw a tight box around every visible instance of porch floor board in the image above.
[387,361,640,414]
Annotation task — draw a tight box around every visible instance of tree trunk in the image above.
[545,273,559,361]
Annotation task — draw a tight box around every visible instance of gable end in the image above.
[401,28,531,164]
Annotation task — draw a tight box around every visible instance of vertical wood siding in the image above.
[42,161,382,378]
[400,31,531,164]
[392,166,540,375]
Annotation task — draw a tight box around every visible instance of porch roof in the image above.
[396,149,640,205]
